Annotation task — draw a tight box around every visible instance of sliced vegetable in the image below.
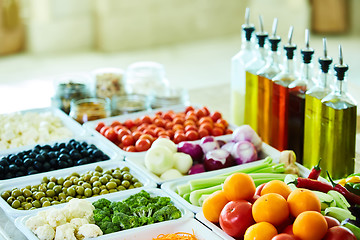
[177,142,203,162]
[221,141,235,153]
[231,141,257,165]
[200,136,220,154]
[203,149,234,171]
[173,153,193,174]
[188,164,205,175]
[189,185,223,206]
[232,125,262,151]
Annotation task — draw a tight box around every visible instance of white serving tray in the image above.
[0,136,120,184]
[0,107,86,151]
[83,105,236,160]
[0,160,157,219]
[196,211,235,240]
[14,188,194,240]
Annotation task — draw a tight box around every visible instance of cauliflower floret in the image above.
[65,199,95,222]
[54,223,76,240]
[76,224,103,240]
[34,224,56,240]
[46,208,67,228]
[70,218,89,231]
[25,215,47,231]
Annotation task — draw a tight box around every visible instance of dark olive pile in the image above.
[1,165,143,210]
[0,139,110,180]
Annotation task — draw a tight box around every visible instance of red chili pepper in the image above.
[307,158,322,180]
[291,177,333,193]
[327,171,360,206]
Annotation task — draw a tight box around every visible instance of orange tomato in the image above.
[223,173,256,201]
[244,222,278,240]
[287,188,321,217]
[260,180,292,200]
[202,190,229,223]
[293,211,328,240]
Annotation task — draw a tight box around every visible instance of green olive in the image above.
[11,200,21,209]
[50,176,57,182]
[84,188,92,198]
[92,194,99,197]
[58,193,66,200]
[26,197,34,203]
[73,178,80,185]
[25,185,31,190]
[47,182,55,189]
[16,195,25,202]
[106,182,117,190]
[11,189,22,198]
[63,180,72,188]
[66,196,73,202]
[112,172,122,180]
[76,186,84,195]
[54,185,62,195]
[104,174,112,180]
[39,197,47,204]
[92,181,101,188]
[60,199,66,203]
[31,188,38,193]
[57,177,65,186]
[42,201,51,207]
[29,207,37,210]
[99,176,108,185]
[95,166,103,172]
[67,187,76,197]
[128,185,134,189]
[93,172,101,177]
[38,185,47,193]
[90,176,99,184]
[121,180,130,188]
[51,200,60,205]
[18,207,24,210]
[76,195,82,199]
[121,166,130,172]
[62,187,68,194]
[21,202,27,207]
[109,179,117,184]
[99,189,109,195]
[134,182,143,188]
[46,190,55,197]
[117,186,126,191]
[83,174,91,182]
[114,179,121,186]
[20,187,26,193]
[109,189,117,193]
[1,191,11,200]
[104,170,112,175]
[24,202,33,210]
[42,176,49,184]
[53,196,59,201]
[123,173,132,181]
[32,200,41,208]
[92,187,100,195]
[82,183,91,189]
[99,185,106,190]
[77,180,84,186]
[71,172,80,177]
[131,177,139,183]
[22,189,32,198]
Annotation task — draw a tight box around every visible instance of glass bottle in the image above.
[244,15,268,132]
[303,38,333,171]
[231,7,256,126]
[256,18,281,144]
[287,29,315,163]
[320,45,357,179]
[271,26,297,151]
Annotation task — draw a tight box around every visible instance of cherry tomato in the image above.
[100,126,110,135]
[117,129,130,142]
[147,124,157,130]
[219,200,254,238]
[104,128,118,142]
[110,120,121,127]
[200,123,213,133]
[212,127,224,136]
[211,111,222,122]
[198,128,209,138]
[132,131,142,141]
[124,119,135,129]
[173,117,184,125]
[185,125,197,132]
[134,118,141,126]
[95,122,105,132]
[199,116,213,125]
[143,129,156,137]
[124,145,136,152]
[195,109,205,118]
[186,130,199,141]
[214,122,225,130]
[217,118,229,128]
[154,127,165,136]
[271,233,297,240]
[165,121,174,130]
[140,115,152,124]
[163,112,174,121]
[172,124,184,131]
[185,106,195,113]
[158,134,170,139]
[185,112,198,122]
[122,134,135,147]
[113,125,122,132]
[225,129,233,135]
[155,111,163,116]
[135,139,151,152]
[139,134,154,142]
[166,130,174,139]
[154,118,165,128]
[173,132,186,144]
[201,106,210,116]
[183,119,196,127]
[157,131,168,137]
[137,124,148,132]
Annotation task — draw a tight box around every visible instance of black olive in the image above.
[0,158,9,167]
[14,158,23,167]
[88,144,97,149]
[15,171,24,177]
[16,152,24,159]
[34,144,41,150]
[9,164,19,172]
[19,166,26,172]
[29,152,37,158]
[27,166,34,171]
[5,172,13,179]
[58,161,68,168]
[80,150,89,157]
[33,161,42,170]
[91,150,101,158]
[58,154,70,162]
[102,154,110,160]
[28,170,38,175]
[42,145,51,150]
[69,139,76,144]
[0,165,4,174]
[67,159,74,167]
[49,159,57,167]
[36,154,45,163]
[76,159,87,166]
[23,158,33,167]
[87,149,94,156]
[74,144,82,151]
[43,162,51,171]
[59,143,66,149]
[47,152,57,159]
[24,150,31,155]
[81,142,88,148]
[52,143,60,150]
[8,155,17,162]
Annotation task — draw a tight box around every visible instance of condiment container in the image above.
[92,67,126,99]
[150,87,189,109]
[69,98,111,124]
[111,94,149,116]
[51,73,92,114]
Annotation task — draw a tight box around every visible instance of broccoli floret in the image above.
[155,196,171,207]
[112,212,140,230]
[123,190,151,208]
[93,198,111,210]
[110,201,131,215]
[98,221,120,234]
[153,205,182,223]
[93,208,111,223]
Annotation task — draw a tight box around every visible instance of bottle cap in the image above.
[334,45,349,81]
[268,18,281,51]
[301,29,314,64]
[283,26,297,60]
[319,38,332,73]
[242,8,255,41]
[255,15,268,47]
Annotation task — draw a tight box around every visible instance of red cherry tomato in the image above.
[214,122,225,130]
[271,233,297,240]
[140,115,152,124]
[173,132,186,144]
[219,200,255,238]
[135,139,151,152]
[122,135,135,147]
[173,117,184,125]
[217,118,229,128]
[199,123,213,133]
[139,134,154,143]
[124,145,136,152]
[162,112,174,121]
[100,126,110,135]
[95,122,105,132]
[211,111,222,122]
[173,124,184,131]
[212,127,224,136]
[132,131,142,141]
[143,129,156,137]
[158,134,170,139]
[186,130,199,141]
[195,109,205,118]
[166,130,175,139]
[198,128,209,138]
[124,119,135,129]
[185,125,197,132]
[154,118,165,128]
[225,129,233,135]
[184,119,196,127]
[185,106,195,113]
[185,112,198,122]
[117,129,130,142]
[104,128,118,142]
[201,106,210,116]
[110,120,121,127]
[199,116,213,125]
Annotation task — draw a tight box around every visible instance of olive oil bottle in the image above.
[257,18,281,144]
[231,8,256,126]
[244,15,268,132]
[271,26,297,151]
[320,46,357,179]
[288,29,315,163]
[303,38,333,171]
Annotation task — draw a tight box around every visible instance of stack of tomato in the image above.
[95,106,232,152]
[202,173,357,240]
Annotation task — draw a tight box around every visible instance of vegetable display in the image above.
[0,139,110,180]
[92,190,182,234]
[94,106,233,152]
[1,165,143,210]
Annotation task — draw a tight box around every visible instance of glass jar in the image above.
[52,73,92,114]
[150,87,189,109]
[69,98,111,124]
[125,61,169,96]
[111,94,149,116]
[92,68,126,99]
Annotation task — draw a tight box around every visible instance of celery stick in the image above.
[218,157,274,177]
[189,185,223,206]
[177,183,191,197]
[198,194,210,207]
[189,176,227,191]
[183,193,190,203]
[252,164,285,174]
